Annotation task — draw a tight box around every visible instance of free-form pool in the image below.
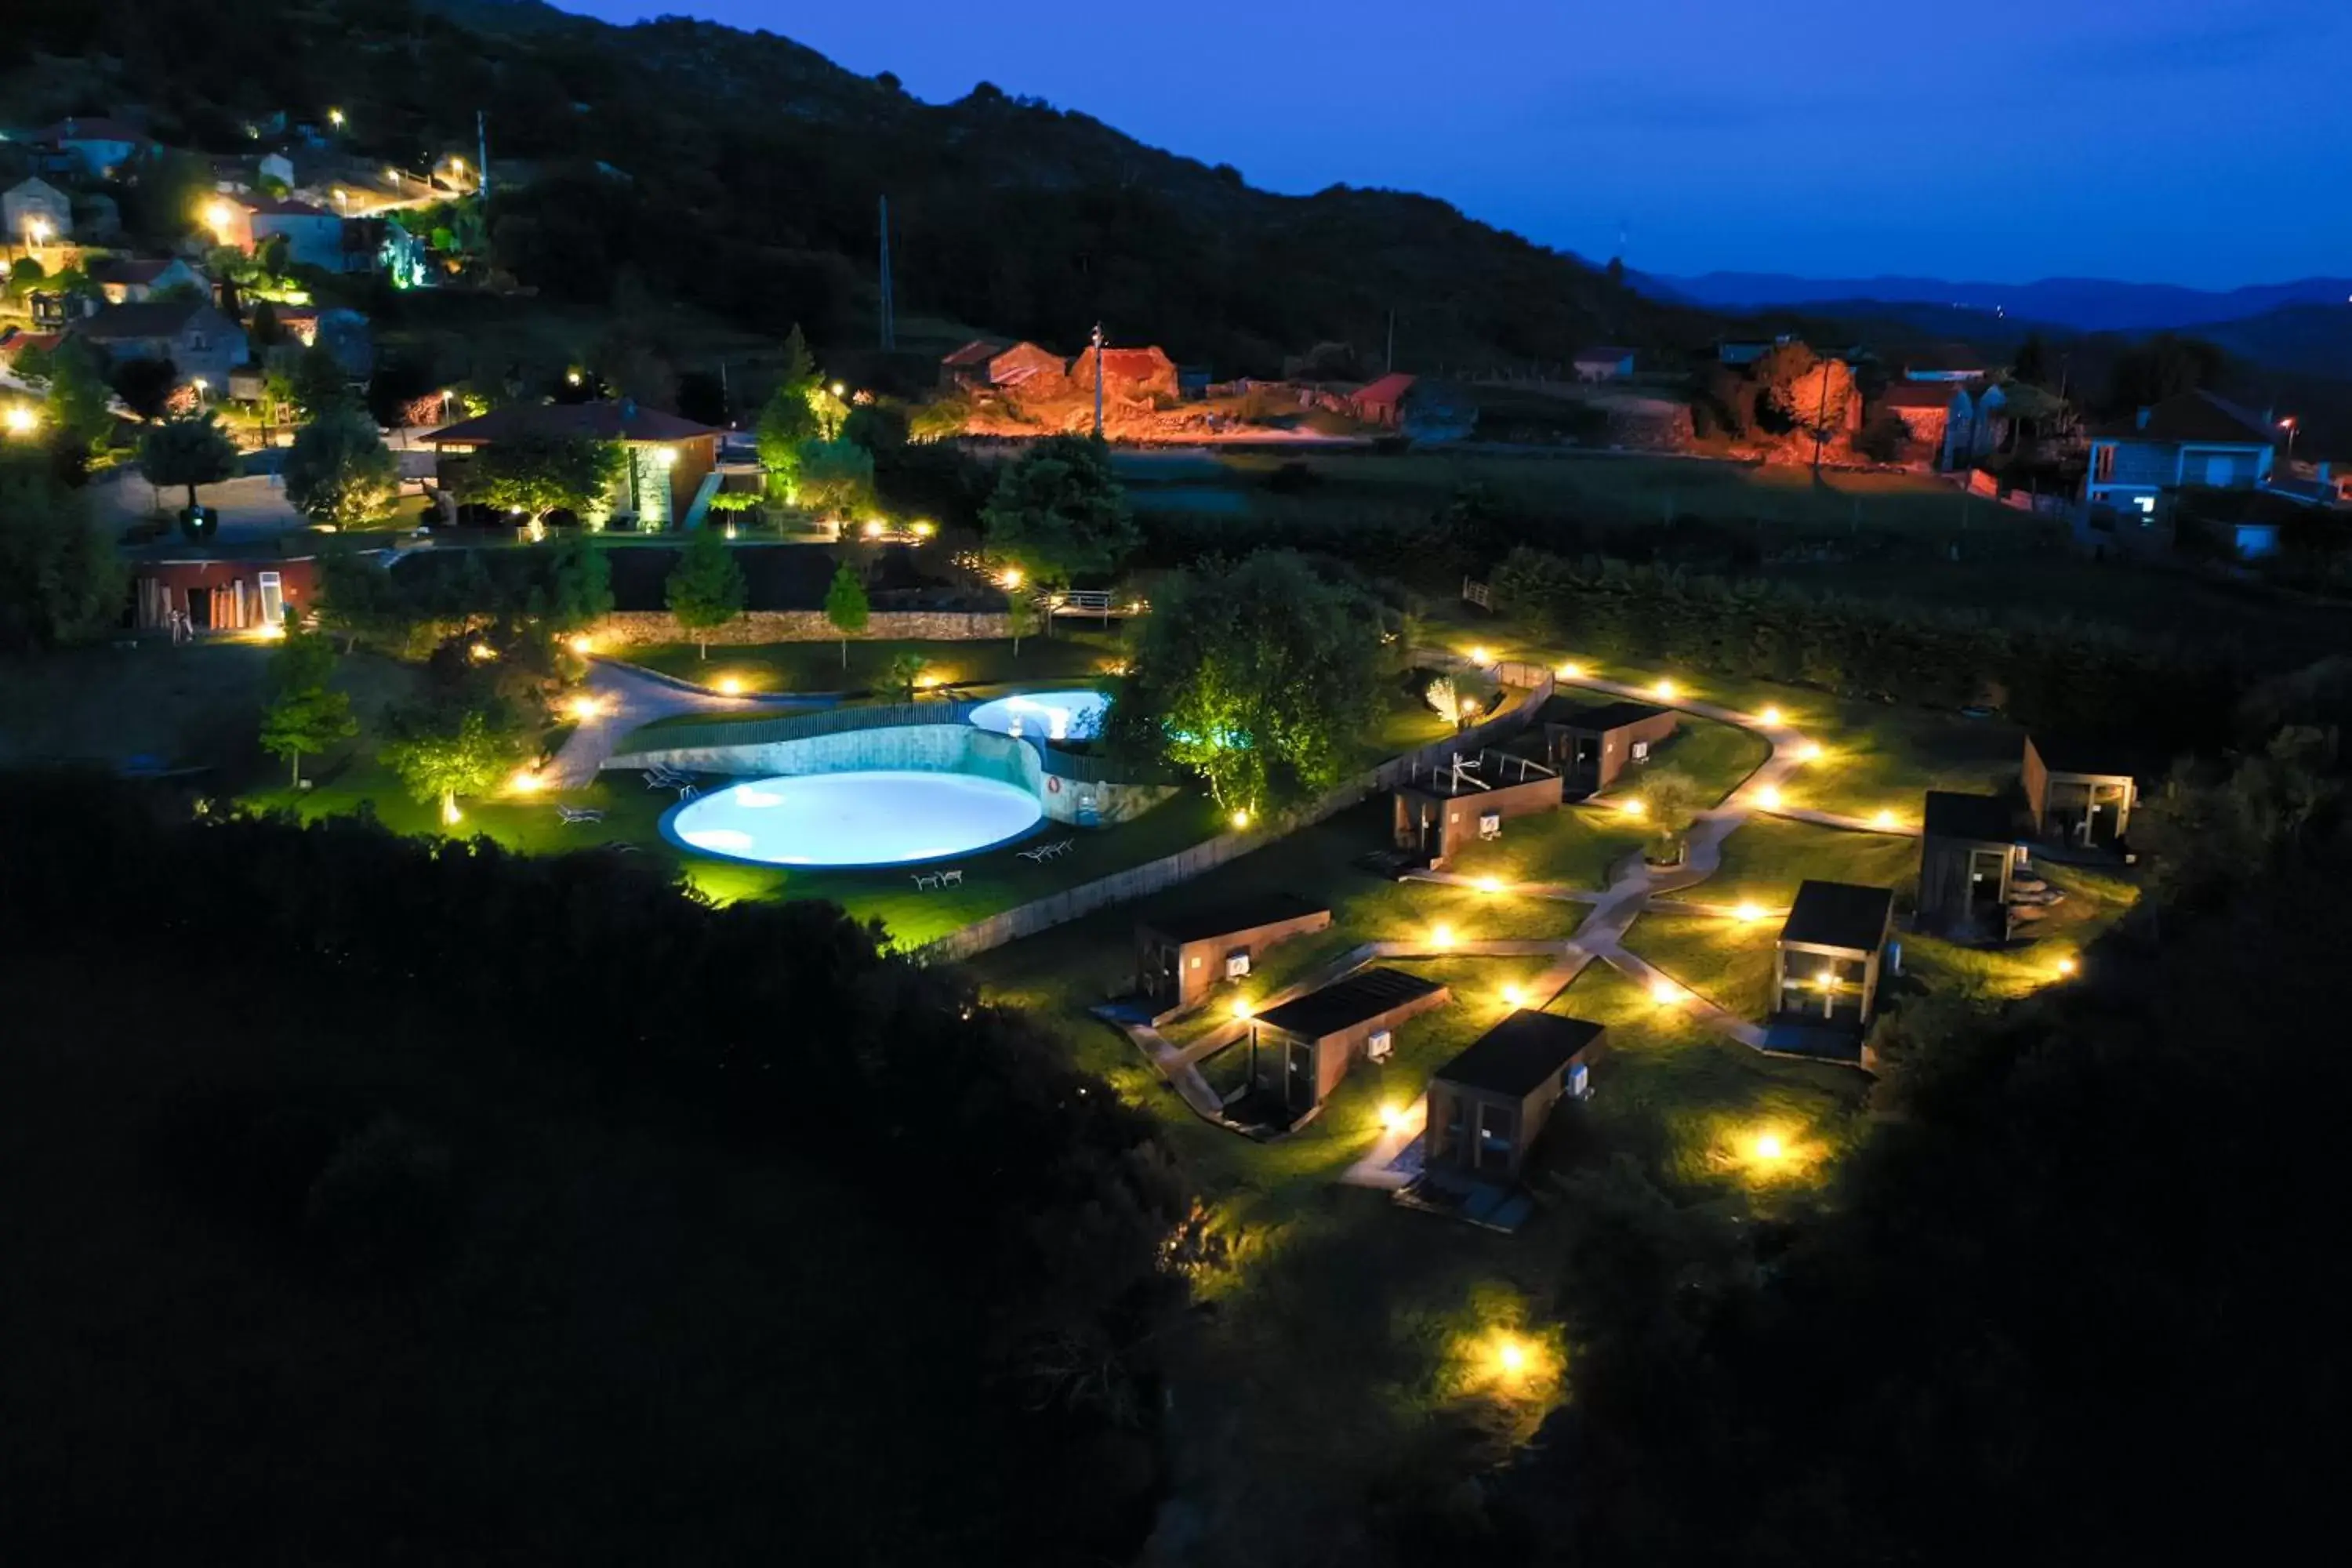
[967,690,1109,743]
[665,771,1044,868]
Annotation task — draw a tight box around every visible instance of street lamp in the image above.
[2280,416,2299,461]
[328,108,346,129]
[4,405,39,437]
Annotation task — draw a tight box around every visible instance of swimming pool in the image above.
[666,771,1044,869]
[967,690,1110,743]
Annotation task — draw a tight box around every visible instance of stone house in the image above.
[31,117,154,178]
[1069,343,1180,403]
[1877,381,1976,470]
[4,177,73,245]
[88,256,206,305]
[939,339,1068,394]
[69,300,248,391]
[425,400,721,530]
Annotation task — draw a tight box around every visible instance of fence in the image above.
[911,677,1556,964]
[1492,659,1556,691]
[612,701,983,757]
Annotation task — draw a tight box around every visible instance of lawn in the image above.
[1440,801,1651,891]
[622,631,1123,699]
[1899,860,2141,999]
[1704,816,1921,912]
[1621,909,1779,1018]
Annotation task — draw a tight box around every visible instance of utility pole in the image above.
[1091,321,1105,438]
[877,194,896,353]
[1811,352,1835,474]
[1385,309,1396,375]
[476,110,490,203]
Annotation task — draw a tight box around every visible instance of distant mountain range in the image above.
[1639,272,2352,336]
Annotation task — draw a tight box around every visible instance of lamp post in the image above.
[1089,321,1105,438]
[2281,416,2299,463]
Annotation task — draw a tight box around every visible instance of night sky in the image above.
[558,2,2349,289]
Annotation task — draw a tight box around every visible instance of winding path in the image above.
[544,658,802,788]
[1105,666,1907,1169]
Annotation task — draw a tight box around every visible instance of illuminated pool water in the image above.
[664,771,1044,868]
[967,690,1110,743]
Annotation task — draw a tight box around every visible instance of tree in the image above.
[841,401,908,455]
[110,358,180,420]
[881,648,928,702]
[1853,408,1909,464]
[289,340,354,417]
[664,529,747,658]
[981,435,1136,588]
[5,256,42,298]
[258,624,358,787]
[285,405,399,528]
[315,543,406,652]
[0,462,125,651]
[457,433,624,539]
[544,529,615,633]
[822,560,869,669]
[1633,769,1703,862]
[796,437,875,521]
[2107,333,2227,413]
[754,325,822,488]
[1007,589,1041,656]
[42,339,114,459]
[379,706,524,826]
[2012,332,2051,388]
[139,411,238,528]
[1122,550,1381,813]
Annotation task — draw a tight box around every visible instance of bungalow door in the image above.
[1285,1041,1315,1117]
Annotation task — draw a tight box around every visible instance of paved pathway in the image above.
[1107,664,1891,1156]
[545,658,764,788]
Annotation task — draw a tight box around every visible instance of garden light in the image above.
[1477,876,1501,894]
[569,695,604,722]
[715,676,745,696]
[1496,1337,1528,1376]
[1230,808,1251,829]
[328,107,345,127]
[2056,956,2078,977]
[252,621,286,641]
[1653,677,1677,699]
[1735,901,1763,923]
[1873,808,1897,828]
[468,641,496,661]
[1379,1102,1407,1132]
[1432,923,1456,950]
[568,633,593,655]
[1619,797,1646,818]
[508,768,545,794]
[862,519,884,539]
[1555,661,1583,681]
[1759,705,1784,726]
[1649,976,1679,1005]
[3,405,38,437]
[205,199,234,234]
[1798,742,1825,763]
[1756,786,1783,810]
[1229,997,1253,1021]
[1468,645,1491,666]
[1001,567,1024,590]
[441,798,463,827]
[1753,1132,1786,1162]
[1501,983,1526,1007]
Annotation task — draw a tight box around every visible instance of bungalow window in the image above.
[1631,740,1651,762]
[256,571,284,626]
[2092,445,2116,482]
[187,331,208,351]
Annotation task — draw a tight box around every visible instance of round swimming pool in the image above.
[967,689,1110,742]
[665,771,1044,868]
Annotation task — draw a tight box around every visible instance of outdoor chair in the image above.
[940,869,964,887]
[912,873,942,891]
[557,805,605,825]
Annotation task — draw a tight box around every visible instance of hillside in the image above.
[7,1,1716,376]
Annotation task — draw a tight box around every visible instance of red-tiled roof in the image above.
[71,301,220,339]
[241,197,337,219]
[1879,383,1964,411]
[88,257,189,286]
[424,401,719,445]
[941,338,1007,368]
[2094,390,2278,447]
[0,330,64,361]
[1354,372,1417,406]
[1094,347,1170,376]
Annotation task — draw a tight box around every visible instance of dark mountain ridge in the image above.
[1642,270,2352,336]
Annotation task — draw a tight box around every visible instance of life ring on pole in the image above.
[1047,775,1063,794]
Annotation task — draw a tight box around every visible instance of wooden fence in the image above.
[612,701,982,757]
[911,677,1556,964]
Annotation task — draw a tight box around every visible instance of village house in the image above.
[1069,343,1180,402]
[2021,735,2144,851]
[272,305,374,376]
[206,195,355,273]
[87,256,205,305]
[1134,895,1334,1014]
[424,400,720,530]
[1392,750,1562,868]
[1347,372,1477,439]
[938,339,1068,394]
[1877,381,1976,470]
[1573,347,1636,382]
[1244,967,1450,1123]
[5,177,73,245]
[31,117,155,179]
[1716,336,1795,366]
[1918,790,2024,938]
[68,300,247,391]
[2083,390,2279,517]
[1536,698,1679,793]
[126,544,321,635]
[1423,1010,1603,1185]
[1772,880,1896,1029]
[1350,372,1417,427]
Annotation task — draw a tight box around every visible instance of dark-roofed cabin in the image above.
[1425,1011,1602,1184]
[1773,880,1896,1027]
[1136,895,1332,1014]
[1248,967,1450,1121]
[2023,735,2143,850]
[1538,698,1679,793]
[1392,750,1560,869]
[1918,790,2023,938]
[425,400,719,530]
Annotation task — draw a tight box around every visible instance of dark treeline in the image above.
[1497,727,2352,1563]
[1494,550,2244,746]
[0,778,1189,1562]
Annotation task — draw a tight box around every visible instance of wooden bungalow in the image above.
[129,547,322,634]
[2023,735,2144,850]
[1918,790,2024,938]
[1392,750,1560,869]
[1773,880,1896,1028]
[1135,894,1332,1014]
[1247,967,1450,1122]
[1424,1010,1603,1185]
[1536,698,1679,793]
[424,400,720,529]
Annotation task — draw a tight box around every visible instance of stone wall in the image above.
[584,609,1012,647]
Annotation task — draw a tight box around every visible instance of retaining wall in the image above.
[584,609,1013,647]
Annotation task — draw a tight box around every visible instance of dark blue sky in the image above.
[562,2,2348,289]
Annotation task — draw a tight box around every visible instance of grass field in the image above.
[622,632,1123,698]
[1706,817,1922,911]
[1621,909,1780,1018]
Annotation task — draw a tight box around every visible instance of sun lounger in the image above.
[557,805,606,824]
